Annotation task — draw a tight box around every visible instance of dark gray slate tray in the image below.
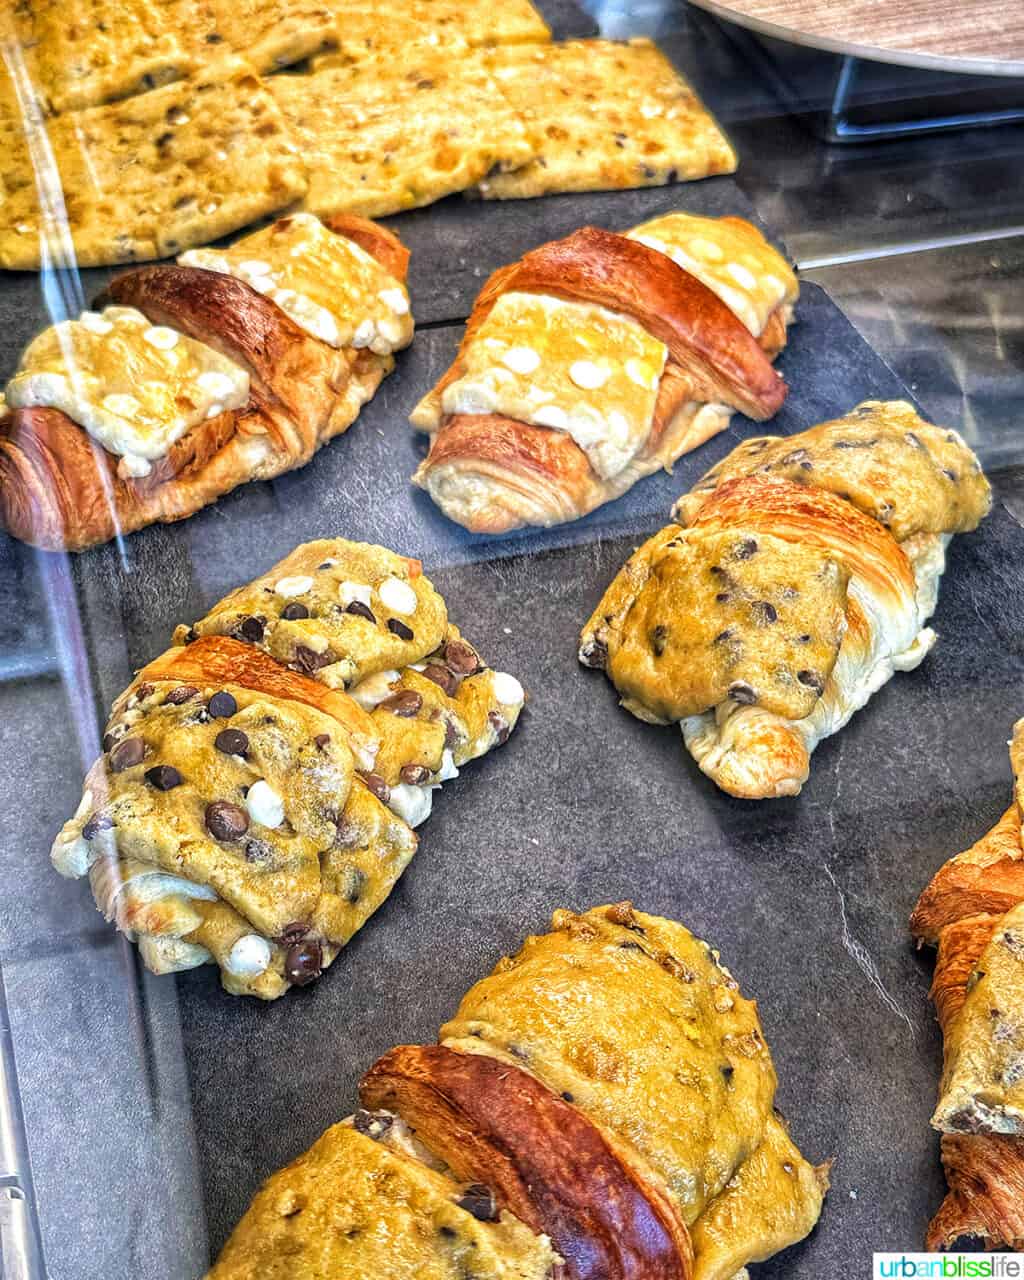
[4,270,1023,1278]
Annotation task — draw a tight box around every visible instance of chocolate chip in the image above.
[488,711,510,744]
[728,681,757,705]
[133,683,154,703]
[215,728,249,757]
[102,732,117,753]
[145,764,182,790]
[357,770,391,804]
[277,921,308,947]
[733,538,758,560]
[400,763,431,785]
[387,618,414,641]
[353,1109,393,1140]
[561,1091,575,1103]
[781,447,813,470]
[317,561,333,570]
[380,690,423,717]
[444,718,462,750]
[713,628,734,645]
[345,600,376,623]
[715,592,730,603]
[797,633,812,643]
[444,639,482,676]
[314,733,331,752]
[752,601,778,625]
[651,624,669,656]
[720,1063,735,1084]
[457,1185,498,1223]
[797,669,825,693]
[205,800,249,841]
[165,685,198,704]
[285,939,322,986]
[236,615,265,643]
[833,438,876,450]
[422,664,458,696]
[943,468,958,483]
[183,627,198,644]
[334,817,360,848]
[905,431,925,450]
[83,813,114,840]
[281,602,309,620]
[293,645,328,674]
[345,868,368,904]
[619,940,645,951]
[244,838,274,864]
[109,738,145,772]
[208,691,237,718]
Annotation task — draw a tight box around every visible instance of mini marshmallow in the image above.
[492,671,525,707]
[339,580,372,608]
[246,780,285,829]
[350,670,400,710]
[377,577,417,616]
[225,934,272,978]
[275,575,314,598]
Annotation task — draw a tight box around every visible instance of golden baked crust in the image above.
[674,400,992,541]
[175,540,448,690]
[478,40,735,199]
[207,1122,559,1279]
[442,903,777,1225]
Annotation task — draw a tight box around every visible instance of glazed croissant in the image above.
[411,212,796,533]
[51,539,526,998]
[209,902,828,1279]
[0,213,412,550]
[580,400,991,799]
[911,720,1024,1251]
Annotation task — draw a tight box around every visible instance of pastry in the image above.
[581,401,991,799]
[209,903,827,1277]
[412,213,796,534]
[50,539,527,998]
[911,720,1024,1249]
[266,46,535,220]
[0,212,411,550]
[0,58,307,270]
[477,39,736,200]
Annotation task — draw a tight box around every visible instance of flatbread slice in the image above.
[0,58,308,270]
[267,47,534,219]
[479,38,737,200]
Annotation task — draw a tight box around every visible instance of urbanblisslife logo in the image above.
[874,1256,1024,1277]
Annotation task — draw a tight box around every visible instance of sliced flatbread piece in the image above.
[0,58,308,270]
[479,38,736,200]
[268,47,534,219]
[24,0,197,113]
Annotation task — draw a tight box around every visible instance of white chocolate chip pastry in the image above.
[581,402,991,800]
[52,540,527,998]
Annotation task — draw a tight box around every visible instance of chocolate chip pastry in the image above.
[208,903,828,1279]
[0,212,412,550]
[580,401,991,799]
[51,539,526,998]
[910,718,1024,1250]
[411,211,797,534]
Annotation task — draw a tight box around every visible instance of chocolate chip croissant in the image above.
[0,213,412,550]
[411,211,796,533]
[208,903,828,1278]
[51,539,526,998]
[580,401,991,799]
[911,719,1024,1250]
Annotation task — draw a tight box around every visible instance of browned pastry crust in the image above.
[926,1134,1024,1252]
[413,221,792,534]
[0,216,407,550]
[361,1043,694,1280]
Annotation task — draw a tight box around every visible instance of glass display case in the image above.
[1,0,1022,1276]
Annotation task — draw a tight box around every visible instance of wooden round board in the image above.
[685,0,1024,76]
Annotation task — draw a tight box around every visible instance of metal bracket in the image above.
[826,54,1024,141]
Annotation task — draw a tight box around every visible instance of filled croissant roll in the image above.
[0,213,412,550]
[411,212,796,533]
[911,719,1024,1251]
[51,539,526,998]
[580,400,991,799]
[208,902,828,1278]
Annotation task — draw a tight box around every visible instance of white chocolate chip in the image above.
[437,749,459,782]
[569,360,609,391]
[78,311,113,335]
[377,577,417,615]
[143,326,179,351]
[689,236,725,262]
[501,346,541,375]
[349,669,400,709]
[727,261,757,290]
[246,780,285,829]
[534,404,568,430]
[339,580,372,608]
[492,671,525,707]
[197,370,237,399]
[377,287,410,315]
[274,575,313,599]
[225,934,272,978]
